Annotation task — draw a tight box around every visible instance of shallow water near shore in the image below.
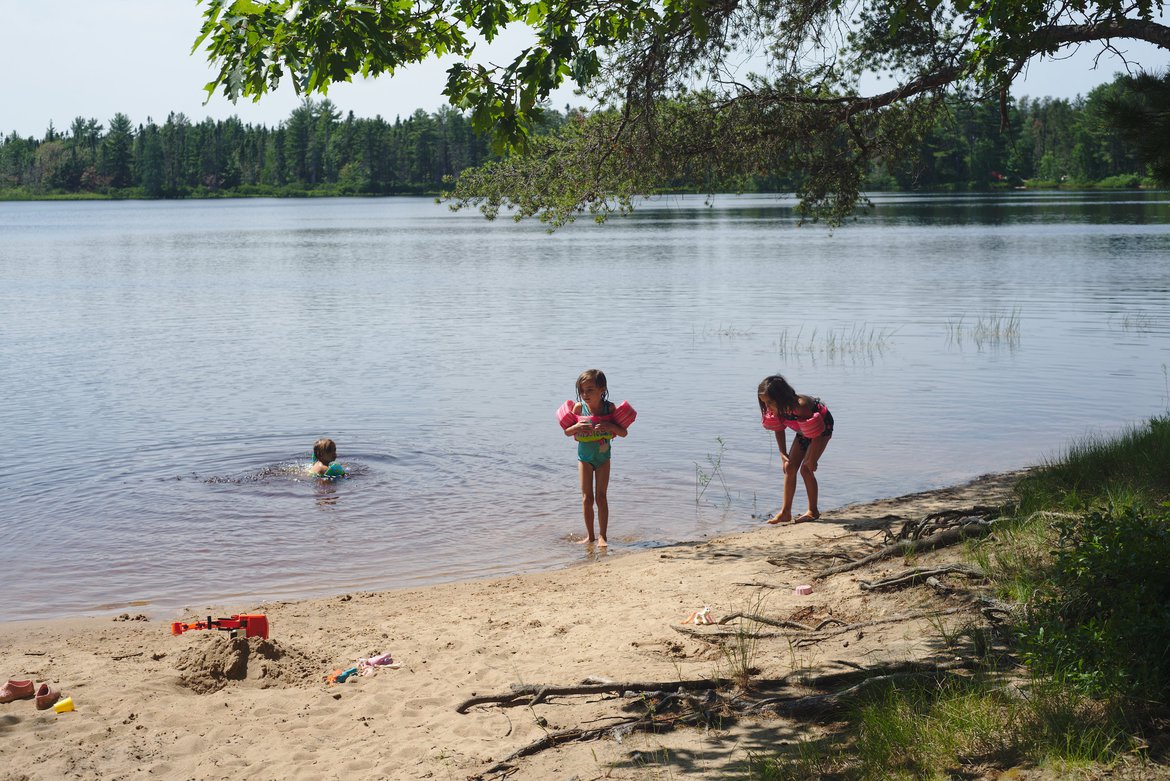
[1,191,1168,622]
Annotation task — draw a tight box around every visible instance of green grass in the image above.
[747,677,1143,780]
[747,414,1170,779]
[1015,414,1170,514]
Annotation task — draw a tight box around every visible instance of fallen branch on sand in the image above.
[456,679,729,714]
[814,516,999,580]
[885,506,1003,544]
[464,657,1003,779]
[859,564,986,592]
[673,607,969,646]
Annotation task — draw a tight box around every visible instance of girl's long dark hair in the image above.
[575,369,610,404]
[758,374,798,414]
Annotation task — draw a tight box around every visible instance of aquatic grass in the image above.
[1111,310,1164,334]
[774,324,896,358]
[694,437,731,506]
[945,307,1021,348]
[695,322,754,338]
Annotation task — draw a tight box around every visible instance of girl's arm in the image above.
[774,430,789,458]
[596,421,628,438]
[564,401,588,436]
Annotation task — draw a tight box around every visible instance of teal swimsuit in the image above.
[577,401,614,468]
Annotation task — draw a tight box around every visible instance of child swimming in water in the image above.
[308,438,345,478]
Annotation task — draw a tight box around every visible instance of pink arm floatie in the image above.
[796,411,826,438]
[611,401,636,429]
[556,399,578,429]
[761,410,784,432]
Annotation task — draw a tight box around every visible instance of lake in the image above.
[1,192,1168,622]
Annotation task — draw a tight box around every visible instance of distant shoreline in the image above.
[2,182,1163,204]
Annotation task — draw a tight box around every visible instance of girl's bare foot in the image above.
[598,537,608,547]
[577,537,596,545]
[795,511,820,523]
[766,512,792,525]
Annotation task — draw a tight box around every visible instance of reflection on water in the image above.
[0,191,1168,621]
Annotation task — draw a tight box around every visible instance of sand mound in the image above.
[175,634,322,693]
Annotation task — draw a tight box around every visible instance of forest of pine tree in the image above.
[0,75,1162,201]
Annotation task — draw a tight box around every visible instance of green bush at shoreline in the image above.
[750,415,1170,780]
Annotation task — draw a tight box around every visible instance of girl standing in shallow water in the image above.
[563,369,629,547]
[758,374,834,524]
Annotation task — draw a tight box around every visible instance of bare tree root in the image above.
[859,564,987,592]
[715,612,847,631]
[804,657,983,689]
[789,606,969,647]
[884,506,1004,544]
[672,607,968,647]
[814,518,997,580]
[750,668,971,718]
[766,549,855,569]
[456,678,731,714]
[471,718,645,779]
[463,650,1009,778]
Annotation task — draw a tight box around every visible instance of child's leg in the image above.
[768,441,808,524]
[593,460,612,546]
[578,461,597,542]
[796,437,830,522]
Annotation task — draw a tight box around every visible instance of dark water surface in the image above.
[1,192,1168,621]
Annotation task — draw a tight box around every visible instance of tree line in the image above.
[0,75,1160,201]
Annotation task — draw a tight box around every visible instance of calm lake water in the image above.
[1,192,1168,622]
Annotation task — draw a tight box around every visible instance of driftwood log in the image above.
[814,517,998,580]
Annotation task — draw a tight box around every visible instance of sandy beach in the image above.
[0,472,1024,780]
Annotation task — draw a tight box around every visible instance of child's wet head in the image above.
[313,438,337,464]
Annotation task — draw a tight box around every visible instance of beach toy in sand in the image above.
[680,606,715,625]
[52,697,74,714]
[794,585,813,596]
[327,666,359,684]
[171,613,269,640]
[358,652,402,675]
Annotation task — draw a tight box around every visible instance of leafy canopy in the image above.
[196,0,1170,224]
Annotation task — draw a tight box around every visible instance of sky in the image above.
[2,1,1167,138]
